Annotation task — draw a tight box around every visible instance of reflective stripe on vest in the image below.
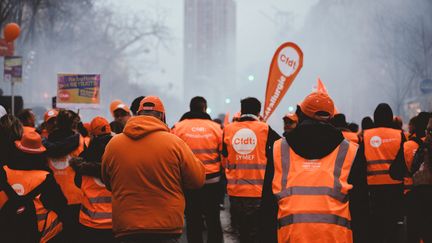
[276,139,350,203]
[227,179,265,185]
[226,164,266,170]
[88,196,112,204]
[278,213,351,230]
[192,148,219,154]
[81,206,112,219]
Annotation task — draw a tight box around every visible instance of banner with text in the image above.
[263,42,303,121]
[57,74,100,109]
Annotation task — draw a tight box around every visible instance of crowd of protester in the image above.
[0,93,431,243]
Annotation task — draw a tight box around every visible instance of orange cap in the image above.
[15,131,46,154]
[110,100,123,116]
[44,109,58,122]
[300,92,335,121]
[90,116,111,136]
[283,113,298,123]
[113,103,131,114]
[138,96,165,114]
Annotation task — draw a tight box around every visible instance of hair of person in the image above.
[138,110,165,123]
[16,109,34,127]
[130,96,145,115]
[190,96,207,112]
[56,109,76,131]
[241,97,261,115]
[0,114,23,142]
[361,116,374,130]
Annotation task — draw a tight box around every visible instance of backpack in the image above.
[0,172,47,243]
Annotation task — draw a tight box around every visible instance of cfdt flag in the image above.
[263,42,303,121]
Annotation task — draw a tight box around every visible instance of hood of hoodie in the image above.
[285,119,344,160]
[43,129,80,158]
[123,115,169,140]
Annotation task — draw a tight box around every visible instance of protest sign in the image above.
[57,74,100,109]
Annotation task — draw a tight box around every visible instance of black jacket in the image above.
[260,119,368,243]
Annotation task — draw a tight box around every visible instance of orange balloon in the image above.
[3,23,20,42]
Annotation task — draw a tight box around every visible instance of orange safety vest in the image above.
[172,119,222,183]
[364,128,403,186]
[223,120,269,197]
[342,131,359,144]
[0,166,63,243]
[48,135,85,205]
[79,176,112,229]
[272,139,358,243]
[403,138,424,194]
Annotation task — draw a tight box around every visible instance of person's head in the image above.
[348,123,359,133]
[361,116,374,131]
[240,97,261,116]
[130,96,145,116]
[137,96,166,123]
[330,113,347,128]
[299,92,335,122]
[44,109,59,134]
[0,114,23,143]
[90,116,111,137]
[16,109,36,127]
[56,109,76,132]
[113,103,131,125]
[283,113,298,133]
[393,116,403,130]
[190,96,207,113]
[110,100,123,117]
[373,103,393,128]
[414,112,431,138]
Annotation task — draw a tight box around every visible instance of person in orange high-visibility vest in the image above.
[362,103,405,243]
[0,131,69,243]
[43,110,86,241]
[222,97,280,243]
[261,92,363,243]
[172,96,224,243]
[390,112,431,243]
[71,116,115,243]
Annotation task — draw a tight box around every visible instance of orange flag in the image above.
[317,78,328,93]
[263,42,303,121]
[316,77,339,114]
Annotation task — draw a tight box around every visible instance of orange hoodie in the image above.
[101,115,205,237]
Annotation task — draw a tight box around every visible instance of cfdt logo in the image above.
[50,156,70,170]
[277,46,300,77]
[370,136,382,148]
[12,184,25,196]
[232,128,257,155]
